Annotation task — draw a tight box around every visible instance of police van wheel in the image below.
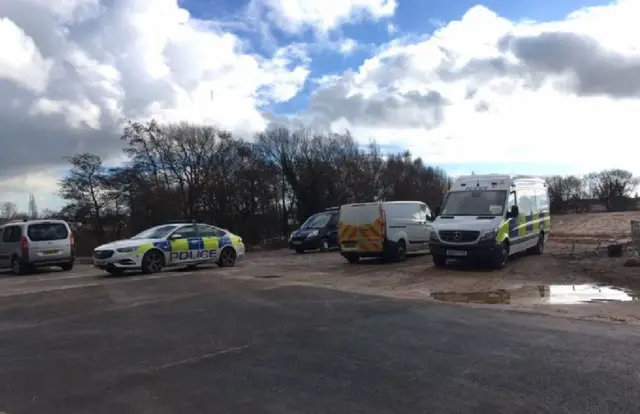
[218,247,237,267]
[530,233,545,255]
[432,255,446,267]
[492,242,509,269]
[141,250,165,274]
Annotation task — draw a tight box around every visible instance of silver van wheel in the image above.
[12,257,22,275]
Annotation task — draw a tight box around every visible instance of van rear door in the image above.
[26,222,71,262]
[338,203,385,253]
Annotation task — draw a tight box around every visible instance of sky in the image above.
[1,0,639,211]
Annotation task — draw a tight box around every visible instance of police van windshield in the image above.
[131,225,180,240]
[301,213,333,229]
[441,190,507,216]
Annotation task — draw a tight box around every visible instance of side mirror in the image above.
[508,205,519,218]
[169,233,183,240]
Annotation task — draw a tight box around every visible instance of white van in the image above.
[429,174,550,269]
[338,201,433,263]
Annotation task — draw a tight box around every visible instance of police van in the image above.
[428,174,550,269]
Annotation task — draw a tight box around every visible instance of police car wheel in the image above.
[218,247,236,267]
[141,250,165,274]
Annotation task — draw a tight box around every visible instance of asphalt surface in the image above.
[0,264,639,413]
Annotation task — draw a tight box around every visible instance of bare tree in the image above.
[587,169,639,211]
[0,201,17,219]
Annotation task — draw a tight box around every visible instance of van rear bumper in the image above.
[22,257,75,267]
[429,241,501,260]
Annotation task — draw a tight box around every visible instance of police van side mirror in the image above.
[169,233,183,240]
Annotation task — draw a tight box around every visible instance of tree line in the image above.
[545,171,639,213]
[0,120,636,252]
[27,121,451,251]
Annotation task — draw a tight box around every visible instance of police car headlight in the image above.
[478,229,497,242]
[116,246,138,253]
[306,230,319,238]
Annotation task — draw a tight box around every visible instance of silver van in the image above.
[0,219,75,274]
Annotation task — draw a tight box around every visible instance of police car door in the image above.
[167,224,200,265]
[196,224,220,263]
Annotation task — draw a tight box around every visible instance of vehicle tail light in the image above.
[379,204,387,238]
[20,235,28,257]
[70,232,76,256]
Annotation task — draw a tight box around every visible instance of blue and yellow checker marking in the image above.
[135,235,242,258]
[505,212,551,239]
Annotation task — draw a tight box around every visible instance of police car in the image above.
[92,220,245,276]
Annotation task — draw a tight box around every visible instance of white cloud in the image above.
[0,18,53,93]
[3,0,640,209]
[306,0,640,175]
[339,38,358,55]
[0,0,309,203]
[249,0,397,34]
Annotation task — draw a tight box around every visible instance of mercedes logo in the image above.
[453,231,461,241]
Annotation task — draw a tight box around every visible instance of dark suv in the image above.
[288,208,340,253]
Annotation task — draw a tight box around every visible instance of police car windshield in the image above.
[441,190,507,216]
[130,225,180,240]
[301,213,332,229]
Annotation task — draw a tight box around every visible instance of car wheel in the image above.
[141,250,165,274]
[60,262,74,271]
[217,247,237,267]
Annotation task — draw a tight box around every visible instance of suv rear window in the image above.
[27,223,69,241]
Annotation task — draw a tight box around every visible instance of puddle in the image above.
[256,275,282,279]
[431,284,637,305]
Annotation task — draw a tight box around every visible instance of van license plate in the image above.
[446,250,467,257]
[43,250,59,256]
